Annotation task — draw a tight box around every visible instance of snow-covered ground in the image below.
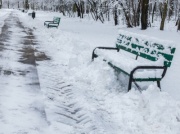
[0,9,180,134]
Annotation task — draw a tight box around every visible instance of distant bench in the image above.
[92,30,176,91]
[28,13,32,16]
[44,17,61,28]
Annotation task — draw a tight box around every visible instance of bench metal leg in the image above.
[127,66,167,92]
[157,81,161,90]
[134,81,142,91]
[128,81,132,92]
[128,75,133,91]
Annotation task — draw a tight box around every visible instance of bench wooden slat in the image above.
[134,78,162,81]
[116,34,176,67]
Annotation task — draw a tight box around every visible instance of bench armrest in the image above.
[92,47,119,61]
[128,66,167,91]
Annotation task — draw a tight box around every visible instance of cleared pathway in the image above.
[0,12,48,134]
[0,11,92,134]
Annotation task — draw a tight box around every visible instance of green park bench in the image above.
[44,17,61,28]
[28,13,32,16]
[92,30,176,91]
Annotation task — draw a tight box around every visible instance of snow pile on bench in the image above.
[96,49,164,78]
[95,30,176,79]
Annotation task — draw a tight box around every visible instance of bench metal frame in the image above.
[92,47,168,91]
[44,17,60,28]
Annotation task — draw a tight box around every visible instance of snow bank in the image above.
[16,9,180,134]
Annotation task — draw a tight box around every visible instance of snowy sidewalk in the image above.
[0,12,48,133]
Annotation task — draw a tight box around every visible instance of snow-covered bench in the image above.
[44,17,61,28]
[92,30,176,91]
[28,13,32,16]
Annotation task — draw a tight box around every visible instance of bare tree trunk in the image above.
[120,2,132,28]
[107,7,110,21]
[136,0,141,26]
[152,2,156,23]
[168,0,174,21]
[88,0,101,22]
[131,0,136,26]
[174,0,179,21]
[178,21,180,31]
[8,0,9,8]
[177,17,180,31]
[18,1,19,8]
[75,3,81,17]
[114,6,118,25]
[141,0,149,30]
[105,2,110,21]
[0,0,2,9]
[159,3,163,19]
[160,2,168,30]
[80,2,84,18]
[75,2,84,18]
[25,0,29,10]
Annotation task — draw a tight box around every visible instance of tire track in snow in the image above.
[36,61,98,133]
[31,25,117,134]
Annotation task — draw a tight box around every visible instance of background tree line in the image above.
[1,0,180,31]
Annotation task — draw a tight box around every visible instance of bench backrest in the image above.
[53,17,60,24]
[116,31,176,67]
